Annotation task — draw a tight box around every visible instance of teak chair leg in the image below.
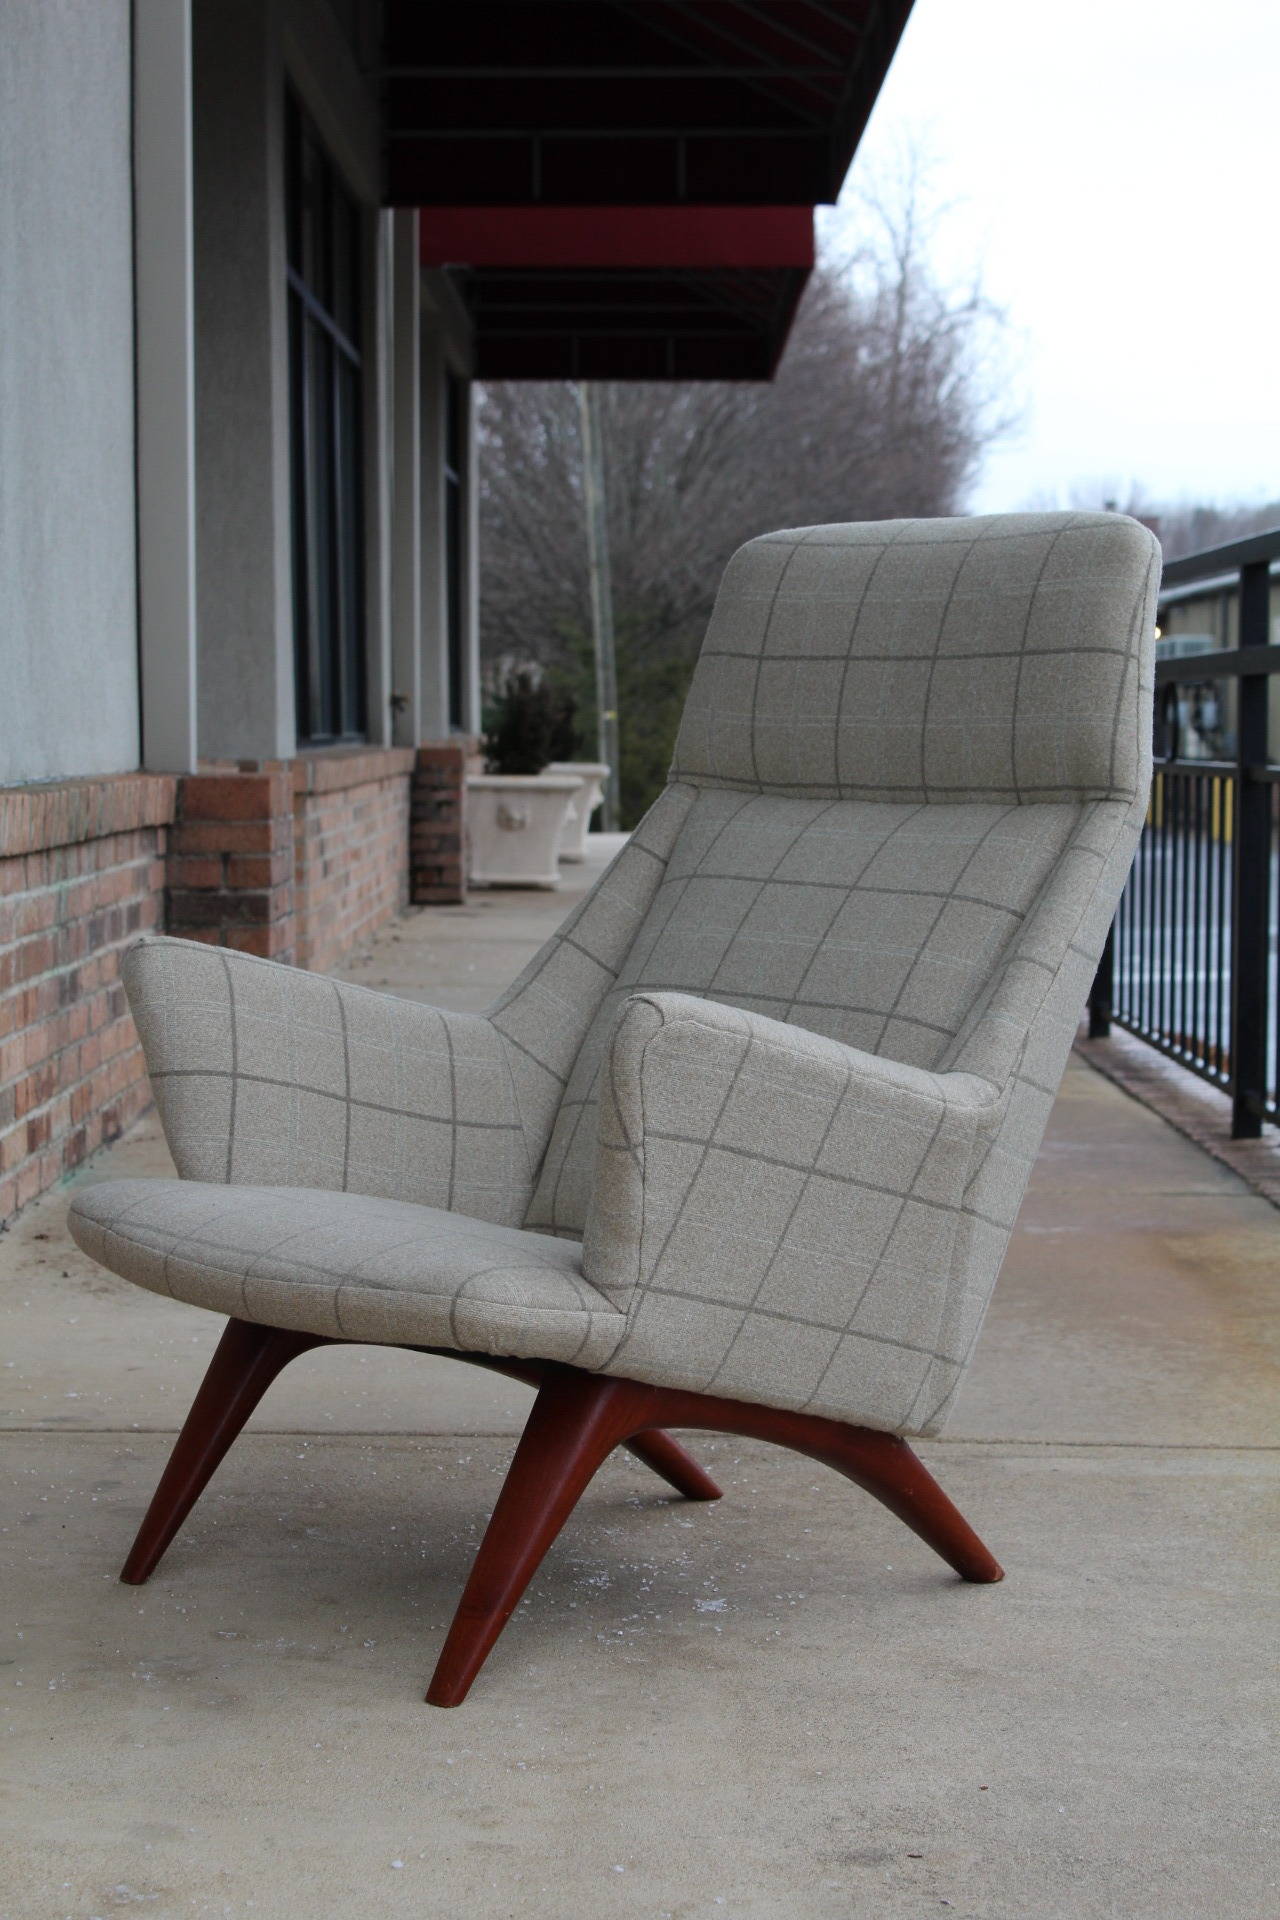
[427,1366,1003,1707]
[121,1324,1001,1709]
[427,1369,657,1706]
[433,1352,722,1504]
[120,1321,720,1589]
[623,1428,722,1502]
[120,1318,327,1585]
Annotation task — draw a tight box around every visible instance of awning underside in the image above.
[382,1,912,208]
[386,0,913,378]
[453,265,811,380]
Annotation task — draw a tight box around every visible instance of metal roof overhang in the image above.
[385,1,914,378]
[419,205,815,378]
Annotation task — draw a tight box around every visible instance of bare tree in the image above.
[477,185,1009,820]
[1029,483,1280,561]
[1133,497,1280,562]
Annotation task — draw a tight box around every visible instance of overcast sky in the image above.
[830,0,1279,514]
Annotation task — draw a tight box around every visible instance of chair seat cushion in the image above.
[68,1179,624,1368]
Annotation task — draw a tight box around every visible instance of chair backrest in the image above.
[493,513,1159,1241]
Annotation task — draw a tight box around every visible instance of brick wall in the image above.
[292,749,416,972]
[161,750,417,971]
[167,767,297,962]
[0,774,176,1220]
[1,747,457,1224]
[410,742,469,906]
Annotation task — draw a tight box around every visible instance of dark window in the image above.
[444,371,466,731]
[286,93,365,745]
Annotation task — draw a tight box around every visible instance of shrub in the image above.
[482,670,561,775]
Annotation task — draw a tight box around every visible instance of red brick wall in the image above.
[0,748,448,1224]
[0,775,176,1220]
[292,750,415,973]
[410,742,469,906]
[166,767,297,962]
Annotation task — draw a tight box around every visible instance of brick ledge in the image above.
[199,750,417,800]
[1075,1027,1280,1209]
[0,773,178,858]
[292,747,416,798]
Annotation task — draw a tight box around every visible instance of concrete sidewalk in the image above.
[3,840,1278,1920]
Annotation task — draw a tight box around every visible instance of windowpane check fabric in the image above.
[70,1179,624,1366]
[671,512,1151,802]
[68,512,1159,1437]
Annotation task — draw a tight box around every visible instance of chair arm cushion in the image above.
[122,936,534,1224]
[581,991,1002,1422]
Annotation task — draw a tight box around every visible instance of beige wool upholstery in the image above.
[69,512,1159,1437]
[70,1178,624,1367]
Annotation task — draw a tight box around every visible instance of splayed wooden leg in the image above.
[427,1368,1002,1705]
[426,1367,661,1706]
[120,1318,326,1585]
[624,1427,722,1501]
[431,1351,722,1501]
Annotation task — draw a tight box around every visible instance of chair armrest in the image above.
[122,936,533,1224]
[583,991,1001,1424]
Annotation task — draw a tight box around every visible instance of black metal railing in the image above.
[1088,527,1280,1137]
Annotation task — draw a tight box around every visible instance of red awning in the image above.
[419,204,814,379]
[418,205,814,270]
[387,2,915,379]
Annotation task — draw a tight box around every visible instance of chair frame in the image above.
[121,1316,1003,1706]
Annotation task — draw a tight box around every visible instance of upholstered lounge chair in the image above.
[69,512,1159,1705]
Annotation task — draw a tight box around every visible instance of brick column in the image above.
[167,768,296,961]
[410,743,469,905]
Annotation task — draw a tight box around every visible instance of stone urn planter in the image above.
[547,761,610,862]
[466,773,583,889]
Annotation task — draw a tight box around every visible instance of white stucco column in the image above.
[134,0,198,772]
[359,211,394,748]
[191,0,295,763]
[418,322,449,740]
[389,209,422,747]
[418,271,480,741]
[462,375,482,737]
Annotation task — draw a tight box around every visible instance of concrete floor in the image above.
[3,842,1278,1919]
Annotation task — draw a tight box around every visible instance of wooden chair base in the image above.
[118,1319,719,1586]
[119,1317,1003,1708]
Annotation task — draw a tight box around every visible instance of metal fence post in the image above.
[1230,559,1271,1137]
[1088,926,1114,1038]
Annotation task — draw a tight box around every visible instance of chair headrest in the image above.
[671,512,1160,804]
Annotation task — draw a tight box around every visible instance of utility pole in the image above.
[576,381,620,831]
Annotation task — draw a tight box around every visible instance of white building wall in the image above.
[0,0,475,786]
[134,0,199,773]
[0,0,139,784]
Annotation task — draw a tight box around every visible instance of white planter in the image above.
[547,762,611,862]
[466,774,583,889]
